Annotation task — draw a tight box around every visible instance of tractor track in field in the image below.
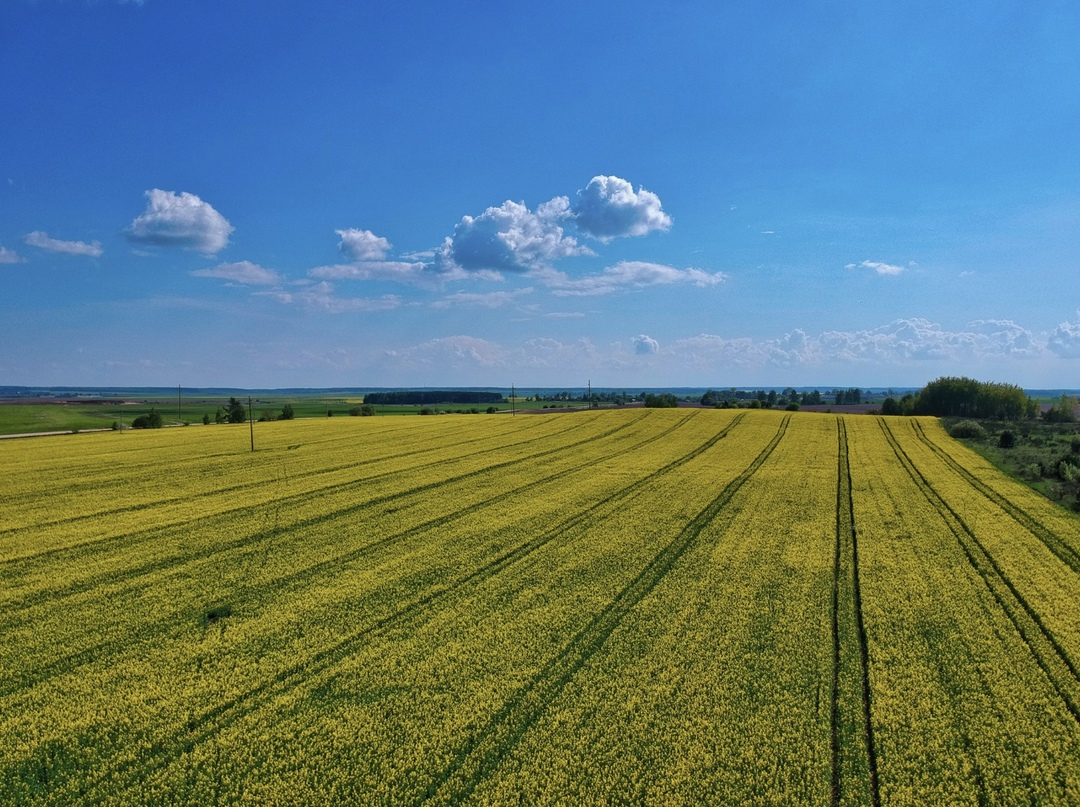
[830,418,880,807]
[1,412,708,695]
[63,414,752,803]
[909,418,1080,577]
[879,419,1080,727]
[415,416,788,806]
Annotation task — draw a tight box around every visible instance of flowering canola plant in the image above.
[1,409,1079,804]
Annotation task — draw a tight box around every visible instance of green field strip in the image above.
[0,412,706,694]
[878,419,1080,725]
[832,418,880,807]
[415,416,791,806]
[9,412,751,803]
[909,418,1080,576]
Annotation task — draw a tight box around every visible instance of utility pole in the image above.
[178,385,181,423]
[588,379,592,410]
[511,384,516,417]
[248,396,255,452]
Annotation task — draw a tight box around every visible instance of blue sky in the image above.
[2,1,1079,389]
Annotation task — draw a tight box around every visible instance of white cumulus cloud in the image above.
[1048,315,1080,358]
[845,260,904,276]
[192,261,283,286]
[445,199,592,273]
[337,228,391,261]
[125,189,233,255]
[571,175,672,242]
[24,231,103,257]
[633,334,660,355]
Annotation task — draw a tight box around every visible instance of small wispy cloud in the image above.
[25,231,103,257]
[310,261,430,285]
[845,260,904,276]
[540,261,726,297]
[192,261,283,286]
[0,246,26,264]
[257,281,401,314]
[432,288,533,309]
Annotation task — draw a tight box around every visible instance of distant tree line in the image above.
[699,388,830,408]
[363,391,504,406]
[695,378,1047,420]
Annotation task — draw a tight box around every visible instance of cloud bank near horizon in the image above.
[375,317,1071,380]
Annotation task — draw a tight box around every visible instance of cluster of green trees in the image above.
[644,393,678,408]
[880,394,917,416]
[913,377,1037,419]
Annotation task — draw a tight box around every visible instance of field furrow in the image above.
[832,418,880,807]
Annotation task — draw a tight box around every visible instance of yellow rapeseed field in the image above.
[2,409,1079,805]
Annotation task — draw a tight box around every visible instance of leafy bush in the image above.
[998,430,1016,449]
[949,420,986,439]
[131,408,163,429]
